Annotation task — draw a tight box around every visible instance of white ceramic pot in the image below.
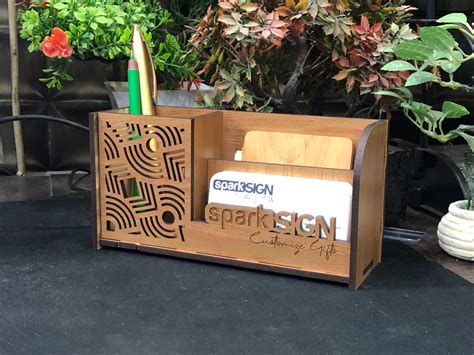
[437,200,474,261]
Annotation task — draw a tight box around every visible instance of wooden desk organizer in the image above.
[90,106,388,289]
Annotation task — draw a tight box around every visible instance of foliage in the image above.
[192,0,350,112]
[169,0,217,31]
[18,0,196,90]
[154,31,199,90]
[348,0,415,24]
[377,13,474,209]
[377,14,474,148]
[190,0,417,113]
[40,61,74,90]
[332,15,416,116]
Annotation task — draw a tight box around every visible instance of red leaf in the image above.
[337,56,350,68]
[354,26,365,35]
[368,73,379,83]
[292,20,305,33]
[360,16,369,32]
[380,76,390,88]
[398,71,410,80]
[371,23,382,33]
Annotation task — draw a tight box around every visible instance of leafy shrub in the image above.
[190,0,416,114]
[18,0,196,90]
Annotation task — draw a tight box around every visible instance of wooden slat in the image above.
[100,238,350,283]
[242,131,353,169]
[102,220,351,278]
[192,111,224,220]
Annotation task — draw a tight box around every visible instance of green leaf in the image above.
[442,101,470,118]
[27,42,38,53]
[69,23,77,34]
[382,60,417,72]
[382,44,394,53]
[411,101,432,113]
[428,110,444,124]
[456,125,474,132]
[373,90,404,100]
[74,11,87,22]
[452,130,474,152]
[95,17,109,24]
[405,71,438,87]
[53,2,68,10]
[441,51,463,74]
[160,53,171,61]
[203,94,215,107]
[58,10,69,19]
[419,27,456,52]
[401,101,428,125]
[393,40,434,61]
[405,101,442,125]
[396,87,413,100]
[437,13,468,25]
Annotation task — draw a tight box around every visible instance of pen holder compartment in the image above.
[91,106,388,288]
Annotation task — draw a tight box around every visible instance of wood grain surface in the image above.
[242,131,354,169]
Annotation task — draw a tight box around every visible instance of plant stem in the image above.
[281,30,308,113]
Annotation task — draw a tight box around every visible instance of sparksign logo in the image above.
[212,179,274,196]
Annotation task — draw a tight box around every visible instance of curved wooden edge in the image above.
[350,120,389,289]
[89,112,101,250]
[99,239,350,285]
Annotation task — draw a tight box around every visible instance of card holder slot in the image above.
[207,159,354,188]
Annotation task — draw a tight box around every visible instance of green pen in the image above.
[128,52,142,198]
[128,53,141,115]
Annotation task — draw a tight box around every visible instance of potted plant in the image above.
[377,13,474,260]
[17,0,196,92]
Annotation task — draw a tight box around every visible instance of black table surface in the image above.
[0,193,472,354]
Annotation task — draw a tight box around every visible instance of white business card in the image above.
[208,171,353,241]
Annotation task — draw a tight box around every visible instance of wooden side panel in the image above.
[350,121,388,289]
[89,113,101,250]
[192,112,224,221]
[208,159,353,185]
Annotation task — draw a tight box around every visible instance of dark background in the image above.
[1,0,473,172]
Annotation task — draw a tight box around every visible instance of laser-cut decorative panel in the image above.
[98,116,192,243]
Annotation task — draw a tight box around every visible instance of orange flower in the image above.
[40,27,73,58]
